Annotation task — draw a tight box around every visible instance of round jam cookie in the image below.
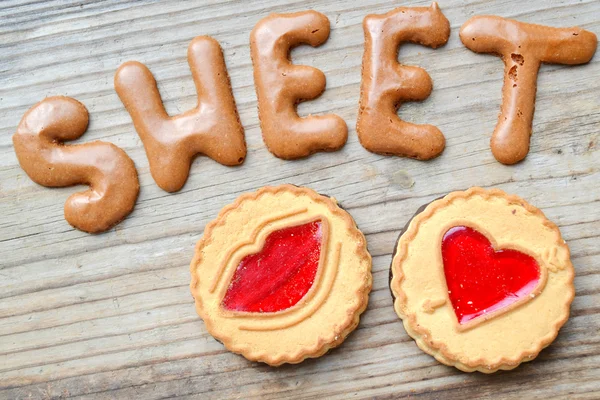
[390,187,574,373]
[190,185,372,365]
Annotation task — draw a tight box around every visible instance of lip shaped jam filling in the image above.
[441,226,540,325]
[222,220,323,313]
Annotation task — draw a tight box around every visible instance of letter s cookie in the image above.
[12,96,139,233]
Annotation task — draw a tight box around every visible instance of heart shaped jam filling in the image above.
[222,220,323,313]
[442,226,540,325]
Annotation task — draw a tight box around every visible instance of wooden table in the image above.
[1,0,599,398]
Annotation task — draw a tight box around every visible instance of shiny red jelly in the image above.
[222,220,323,313]
[441,226,540,324]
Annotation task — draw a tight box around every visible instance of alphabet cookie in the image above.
[115,36,246,192]
[357,3,450,160]
[190,185,372,365]
[460,16,597,164]
[250,11,348,159]
[390,187,574,372]
[12,96,139,233]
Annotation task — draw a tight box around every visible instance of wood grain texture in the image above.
[0,0,598,398]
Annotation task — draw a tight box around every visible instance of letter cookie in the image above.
[460,16,597,164]
[250,11,348,159]
[12,96,139,233]
[357,3,450,160]
[115,36,246,192]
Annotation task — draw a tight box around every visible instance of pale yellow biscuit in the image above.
[190,185,372,366]
[390,187,574,373]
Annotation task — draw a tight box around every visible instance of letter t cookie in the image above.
[460,16,597,164]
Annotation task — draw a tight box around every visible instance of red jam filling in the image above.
[441,226,540,325]
[222,220,323,313]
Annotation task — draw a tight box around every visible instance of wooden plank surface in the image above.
[1,0,599,398]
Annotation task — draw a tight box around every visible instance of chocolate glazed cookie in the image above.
[13,96,140,233]
[358,3,450,160]
[115,36,246,192]
[250,11,348,159]
[460,16,597,164]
